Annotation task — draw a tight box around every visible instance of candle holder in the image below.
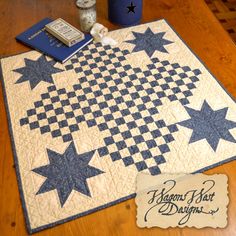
[76,0,97,32]
[108,0,143,26]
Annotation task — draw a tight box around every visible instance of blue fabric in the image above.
[126,28,173,57]
[108,0,143,26]
[32,142,104,206]
[179,100,236,151]
[14,55,63,89]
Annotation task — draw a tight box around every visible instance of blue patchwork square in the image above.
[168,124,178,133]
[146,140,157,149]
[82,107,92,114]
[115,117,125,125]
[116,140,127,150]
[128,145,139,155]
[57,88,66,95]
[20,118,29,126]
[34,101,43,108]
[93,110,103,118]
[65,112,74,119]
[163,134,174,143]
[141,150,152,159]
[152,99,162,107]
[61,100,70,106]
[104,136,115,145]
[41,93,50,99]
[27,109,36,116]
[159,144,170,154]
[87,119,97,127]
[110,127,120,135]
[149,166,161,175]
[55,107,64,115]
[37,113,47,120]
[139,125,149,133]
[76,116,85,123]
[98,102,108,109]
[45,104,54,111]
[151,129,162,138]
[127,121,137,129]
[144,116,154,124]
[156,120,166,128]
[154,155,166,165]
[29,121,39,129]
[121,109,130,116]
[126,100,135,107]
[186,83,196,90]
[48,116,57,124]
[62,134,73,142]
[180,98,190,105]
[122,130,132,139]
[98,123,108,131]
[40,125,50,134]
[47,85,56,92]
[133,135,145,144]
[123,156,134,166]
[132,112,142,120]
[98,147,109,157]
[52,129,62,137]
[114,96,124,104]
[168,94,178,101]
[71,103,80,110]
[111,152,122,161]
[172,87,181,93]
[183,90,193,97]
[110,105,119,113]
[59,120,68,128]
[135,161,148,171]
[104,114,114,122]
[51,96,60,103]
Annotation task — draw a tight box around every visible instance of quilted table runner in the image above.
[1,19,236,233]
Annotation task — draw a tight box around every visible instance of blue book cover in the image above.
[16,18,93,63]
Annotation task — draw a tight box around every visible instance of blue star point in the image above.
[32,142,104,206]
[126,27,173,57]
[179,100,236,151]
[14,55,63,90]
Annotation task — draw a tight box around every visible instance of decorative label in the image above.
[136,173,228,228]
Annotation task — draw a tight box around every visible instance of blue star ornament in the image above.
[32,142,104,206]
[14,55,63,89]
[126,27,173,57]
[179,100,236,151]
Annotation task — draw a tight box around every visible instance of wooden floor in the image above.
[205,0,236,41]
[1,0,236,236]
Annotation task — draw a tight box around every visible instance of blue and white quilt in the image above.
[1,19,236,233]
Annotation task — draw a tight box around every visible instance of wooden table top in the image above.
[0,0,236,235]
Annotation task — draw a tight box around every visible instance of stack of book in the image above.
[16,18,93,63]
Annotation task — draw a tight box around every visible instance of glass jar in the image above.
[76,0,96,32]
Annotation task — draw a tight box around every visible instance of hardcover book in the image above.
[16,18,93,63]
